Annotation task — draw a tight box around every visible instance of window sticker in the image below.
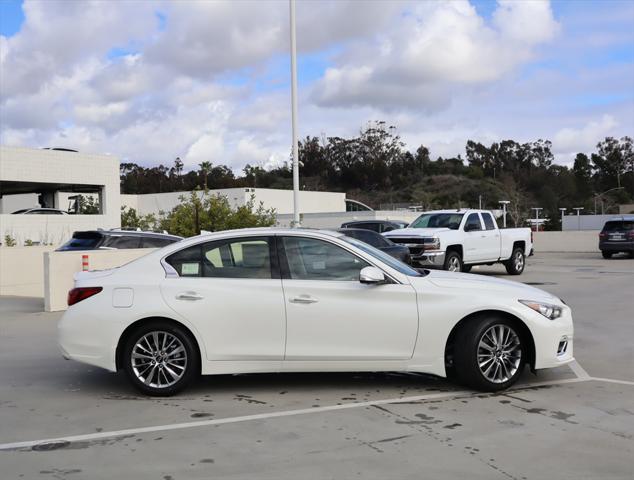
[181,262,200,275]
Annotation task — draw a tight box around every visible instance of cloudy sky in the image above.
[1,0,633,171]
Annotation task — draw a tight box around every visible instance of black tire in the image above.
[122,321,199,396]
[443,250,463,272]
[461,265,472,273]
[504,247,525,275]
[601,251,612,259]
[453,315,526,392]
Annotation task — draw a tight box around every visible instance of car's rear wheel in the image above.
[504,248,525,275]
[601,251,612,259]
[122,321,199,396]
[444,251,463,272]
[453,315,525,391]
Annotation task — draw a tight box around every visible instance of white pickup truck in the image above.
[384,209,533,275]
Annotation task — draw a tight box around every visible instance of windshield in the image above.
[342,236,423,277]
[410,213,464,230]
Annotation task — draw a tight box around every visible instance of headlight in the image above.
[519,300,563,320]
[423,237,440,251]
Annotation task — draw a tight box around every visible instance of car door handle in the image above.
[176,292,204,301]
[289,296,318,304]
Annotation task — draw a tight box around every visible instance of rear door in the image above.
[279,235,418,360]
[160,236,286,361]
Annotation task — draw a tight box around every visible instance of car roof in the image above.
[75,230,182,239]
[336,228,380,235]
[608,216,634,221]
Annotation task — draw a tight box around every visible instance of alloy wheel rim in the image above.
[131,331,187,388]
[448,257,460,272]
[514,252,524,271]
[477,324,522,383]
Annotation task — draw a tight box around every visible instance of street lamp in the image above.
[289,0,300,227]
[593,187,624,215]
[531,207,543,232]
[498,200,510,228]
[559,208,567,231]
[573,207,584,230]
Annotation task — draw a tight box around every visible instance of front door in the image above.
[160,236,285,361]
[279,236,418,360]
[462,212,488,263]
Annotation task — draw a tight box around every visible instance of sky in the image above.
[0,0,633,171]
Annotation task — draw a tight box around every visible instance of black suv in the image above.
[336,228,410,264]
[599,216,634,258]
[57,229,182,251]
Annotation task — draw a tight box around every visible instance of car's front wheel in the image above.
[444,251,463,272]
[122,322,199,396]
[453,315,526,391]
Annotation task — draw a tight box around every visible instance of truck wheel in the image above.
[461,265,472,273]
[453,315,525,391]
[504,248,525,275]
[444,251,463,272]
[601,251,612,259]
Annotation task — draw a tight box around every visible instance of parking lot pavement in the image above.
[1,253,632,479]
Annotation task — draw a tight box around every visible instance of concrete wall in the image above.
[0,214,117,246]
[0,246,55,297]
[533,231,599,252]
[0,146,121,244]
[276,210,421,229]
[562,214,622,231]
[122,188,347,217]
[44,248,157,312]
[619,204,634,214]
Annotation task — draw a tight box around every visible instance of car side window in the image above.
[482,213,496,230]
[105,236,141,248]
[165,237,273,279]
[282,236,369,281]
[464,213,483,231]
[142,237,175,248]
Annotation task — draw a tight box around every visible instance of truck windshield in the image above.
[410,213,464,230]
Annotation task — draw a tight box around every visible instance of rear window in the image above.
[482,213,496,230]
[102,235,141,249]
[603,221,634,232]
[57,233,103,251]
[341,230,390,248]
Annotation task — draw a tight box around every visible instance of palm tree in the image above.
[199,161,212,190]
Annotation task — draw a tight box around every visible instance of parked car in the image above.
[58,227,573,396]
[336,228,410,264]
[56,229,182,251]
[599,216,634,258]
[12,208,68,215]
[384,209,533,275]
[341,219,409,233]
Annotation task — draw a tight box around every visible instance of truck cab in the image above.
[384,209,533,275]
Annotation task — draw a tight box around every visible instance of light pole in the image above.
[593,187,624,215]
[573,207,584,230]
[498,200,510,228]
[289,0,300,227]
[559,208,567,231]
[531,207,543,232]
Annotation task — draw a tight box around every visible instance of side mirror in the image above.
[359,266,386,284]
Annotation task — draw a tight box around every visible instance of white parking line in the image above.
[0,376,592,452]
[569,360,591,379]
[590,377,634,386]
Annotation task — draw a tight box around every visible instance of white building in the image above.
[0,146,120,245]
[121,188,347,217]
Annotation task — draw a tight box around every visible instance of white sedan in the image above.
[58,228,574,396]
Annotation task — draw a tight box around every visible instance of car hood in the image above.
[385,227,451,238]
[414,269,559,303]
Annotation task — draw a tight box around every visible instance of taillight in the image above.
[599,232,607,238]
[67,287,103,306]
[628,231,634,240]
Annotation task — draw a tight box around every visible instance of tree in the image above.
[199,161,213,190]
[159,191,276,237]
[120,206,159,231]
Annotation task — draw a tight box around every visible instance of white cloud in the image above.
[312,0,559,109]
[553,114,619,164]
